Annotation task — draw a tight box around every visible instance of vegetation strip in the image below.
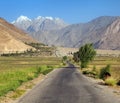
[0,57,62,97]
[73,43,120,86]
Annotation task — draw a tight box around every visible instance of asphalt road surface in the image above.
[17,64,120,103]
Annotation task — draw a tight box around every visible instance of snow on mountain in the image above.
[13,16,32,30]
[36,16,45,20]
[13,15,68,32]
[36,16,56,21]
[45,17,53,20]
[16,15,31,22]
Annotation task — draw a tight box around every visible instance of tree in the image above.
[73,43,96,68]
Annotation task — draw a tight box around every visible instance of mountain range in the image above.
[0,17,36,53]
[13,16,120,50]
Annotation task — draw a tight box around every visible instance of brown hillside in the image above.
[0,18,36,53]
[0,18,36,43]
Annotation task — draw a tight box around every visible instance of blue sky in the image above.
[0,0,120,24]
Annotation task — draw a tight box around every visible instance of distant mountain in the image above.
[13,16,120,50]
[12,16,32,31]
[13,15,68,45]
[94,18,120,50]
[54,16,120,49]
[13,15,68,32]
[0,18,36,53]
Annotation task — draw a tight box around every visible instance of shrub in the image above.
[92,65,96,72]
[82,66,98,78]
[82,70,91,75]
[82,70,98,78]
[36,67,42,74]
[99,64,111,80]
[105,77,117,86]
[117,80,120,86]
[47,65,54,69]
[42,68,53,75]
[36,65,53,75]
[62,56,67,61]
[92,66,99,78]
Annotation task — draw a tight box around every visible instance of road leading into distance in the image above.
[17,64,120,103]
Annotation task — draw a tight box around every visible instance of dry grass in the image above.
[89,56,120,81]
[97,49,120,56]
[56,47,120,57]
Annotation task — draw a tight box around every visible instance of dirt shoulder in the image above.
[83,74,120,98]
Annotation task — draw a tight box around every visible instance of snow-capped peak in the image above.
[16,15,31,23]
[35,16,54,21]
[45,17,53,20]
[36,16,44,20]
[12,15,68,28]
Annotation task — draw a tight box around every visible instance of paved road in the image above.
[17,64,120,103]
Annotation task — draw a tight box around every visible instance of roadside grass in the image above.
[82,56,120,85]
[105,77,117,86]
[89,56,120,78]
[11,89,26,99]
[0,56,62,97]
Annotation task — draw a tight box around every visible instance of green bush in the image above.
[37,65,53,75]
[82,70,91,75]
[27,76,34,80]
[99,64,111,80]
[105,77,117,86]
[82,66,98,78]
[47,65,54,69]
[62,56,67,61]
[92,66,99,78]
[36,67,42,74]
[82,70,98,78]
[42,68,53,75]
[92,65,96,72]
[117,80,120,85]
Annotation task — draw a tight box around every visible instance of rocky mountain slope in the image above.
[0,18,36,53]
[94,18,120,50]
[13,16,120,50]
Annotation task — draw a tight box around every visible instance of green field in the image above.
[88,56,120,81]
[0,56,62,97]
